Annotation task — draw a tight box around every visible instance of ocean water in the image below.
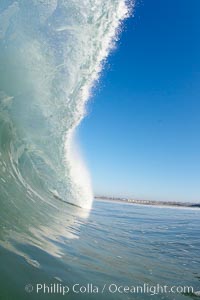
[0,0,129,210]
[1,1,200,300]
[0,200,200,300]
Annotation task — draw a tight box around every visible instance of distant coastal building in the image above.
[95,196,200,209]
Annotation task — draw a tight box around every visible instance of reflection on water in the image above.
[0,200,200,300]
[0,193,90,261]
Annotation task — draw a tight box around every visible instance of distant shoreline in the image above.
[94,196,200,208]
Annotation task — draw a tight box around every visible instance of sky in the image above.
[78,0,200,203]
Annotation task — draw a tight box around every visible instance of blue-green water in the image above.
[0,1,200,299]
[0,200,200,300]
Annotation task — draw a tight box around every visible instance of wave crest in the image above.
[0,0,130,209]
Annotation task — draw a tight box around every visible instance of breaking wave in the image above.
[0,1,129,212]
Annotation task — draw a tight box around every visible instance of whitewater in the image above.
[0,0,129,214]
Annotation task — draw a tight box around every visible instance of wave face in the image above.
[0,0,129,213]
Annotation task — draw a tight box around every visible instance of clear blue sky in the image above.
[78,0,200,203]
